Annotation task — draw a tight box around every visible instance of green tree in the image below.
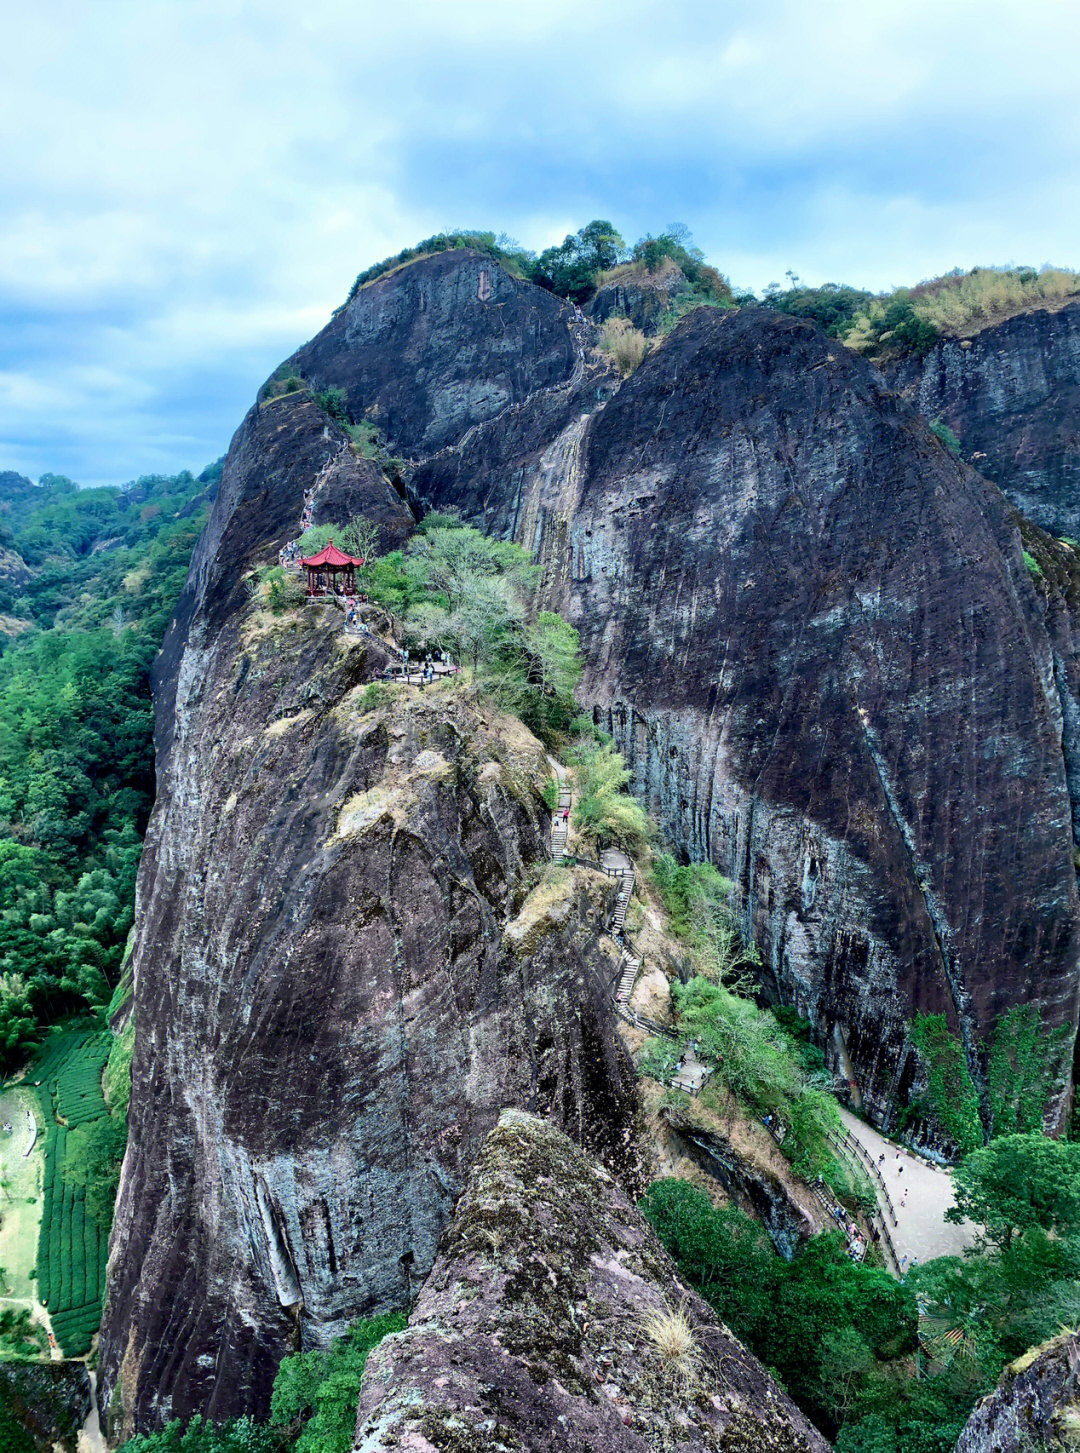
[339,515,380,565]
[270,1313,406,1453]
[119,1415,277,1453]
[568,740,651,852]
[524,612,582,702]
[947,1133,1080,1249]
[576,219,625,272]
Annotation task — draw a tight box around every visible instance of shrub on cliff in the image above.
[908,1013,983,1153]
[567,739,651,852]
[651,854,760,988]
[760,281,873,337]
[270,1312,406,1453]
[598,316,649,376]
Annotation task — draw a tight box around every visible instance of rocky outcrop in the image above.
[100,390,638,1434]
[354,1110,830,1453]
[880,302,1080,539]
[105,248,1080,1428]
[954,1331,1080,1452]
[587,263,687,335]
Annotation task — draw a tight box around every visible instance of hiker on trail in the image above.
[563,807,570,823]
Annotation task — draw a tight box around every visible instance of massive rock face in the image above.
[954,1331,1080,1452]
[106,248,1080,1429]
[354,1110,830,1453]
[100,388,638,1434]
[881,302,1080,539]
[386,270,1078,1129]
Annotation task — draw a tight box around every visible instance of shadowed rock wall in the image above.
[881,302,1080,539]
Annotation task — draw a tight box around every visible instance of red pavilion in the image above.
[299,540,365,598]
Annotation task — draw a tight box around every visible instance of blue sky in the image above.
[3,0,1079,486]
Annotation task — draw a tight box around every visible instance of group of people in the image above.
[880,1150,910,1209]
[762,1112,787,1145]
[380,650,459,685]
[278,487,318,573]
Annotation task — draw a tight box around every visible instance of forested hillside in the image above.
[0,466,217,1067]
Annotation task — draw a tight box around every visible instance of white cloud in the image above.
[2,0,1080,483]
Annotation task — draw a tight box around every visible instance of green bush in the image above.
[907,1013,983,1153]
[637,1036,682,1084]
[270,1313,406,1453]
[929,418,961,454]
[312,386,349,423]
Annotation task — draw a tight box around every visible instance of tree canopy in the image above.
[947,1133,1080,1248]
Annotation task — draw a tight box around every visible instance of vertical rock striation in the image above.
[881,302,1080,539]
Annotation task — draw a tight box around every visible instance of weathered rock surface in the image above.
[954,1330,1080,1452]
[100,392,638,1434]
[881,302,1080,539]
[586,264,686,335]
[404,276,1080,1129]
[354,1110,830,1453]
[105,248,1080,1428]
[0,1359,91,1452]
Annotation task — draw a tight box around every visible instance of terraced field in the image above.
[29,1027,112,1357]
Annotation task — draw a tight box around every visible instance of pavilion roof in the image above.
[299,540,365,568]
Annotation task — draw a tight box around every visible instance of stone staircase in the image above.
[615,945,641,1004]
[550,772,572,858]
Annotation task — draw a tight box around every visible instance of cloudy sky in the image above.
[3,0,1079,486]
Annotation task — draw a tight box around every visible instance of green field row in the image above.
[30,1026,112,1357]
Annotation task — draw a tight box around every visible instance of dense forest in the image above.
[0,465,216,1067]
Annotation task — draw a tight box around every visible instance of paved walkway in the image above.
[838,1106,976,1266]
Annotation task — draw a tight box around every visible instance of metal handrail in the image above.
[838,1127,898,1223]
[825,1129,903,1276]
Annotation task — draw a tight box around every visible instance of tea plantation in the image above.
[31,1027,112,1356]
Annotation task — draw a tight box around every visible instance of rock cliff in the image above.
[105,247,1080,1429]
[100,391,639,1434]
[354,1110,830,1453]
[881,302,1080,539]
[954,1330,1080,1452]
[363,260,1076,1128]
